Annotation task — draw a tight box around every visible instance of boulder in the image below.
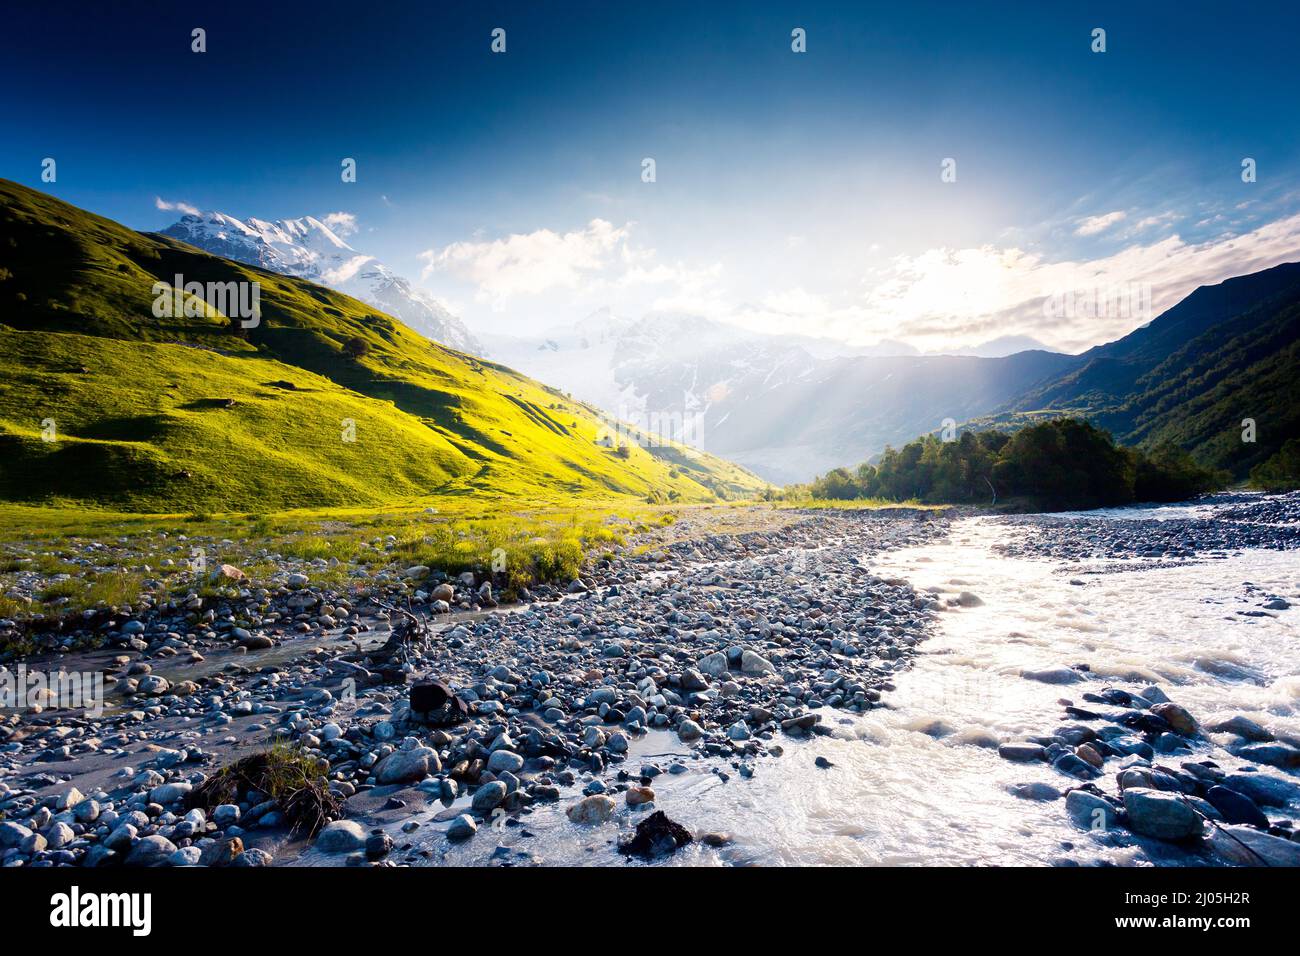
[625,786,656,806]
[447,814,477,840]
[209,564,247,585]
[1205,786,1269,829]
[1066,789,1119,832]
[1223,772,1300,807]
[315,820,367,853]
[1209,715,1273,742]
[567,794,616,825]
[998,742,1047,763]
[1121,788,1202,840]
[676,719,704,742]
[125,835,178,867]
[1208,825,1300,867]
[1150,702,1198,736]
[199,837,244,867]
[471,781,507,816]
[1234,743,1300,770]
[1021,667,1082,685]
[697,652,729,678]
[374,747,437,785]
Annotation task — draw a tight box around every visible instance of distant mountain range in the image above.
[485,312,1074,483]
[160,211,483,355]
[159,198,1297,487]
[489,270,1299,485]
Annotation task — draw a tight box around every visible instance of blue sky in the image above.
[3,1,1299,350]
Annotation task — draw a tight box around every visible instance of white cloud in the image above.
[1130,211,1179,232]
[1074,210,1127,236]
[419,219,631,306]
[322,254,378,285]
[415,206,1300,353]
[320,211,358,237]
[847,213,1300,352]
[155,196,200,216]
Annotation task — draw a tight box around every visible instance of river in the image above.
[308,500,1300,866]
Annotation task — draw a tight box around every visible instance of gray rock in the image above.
[471,781,508,816]
[1205,786,1269,829]
[727,720,751,741]
[679,668,709,691]
[315,820,367,853]
[148,781,192,805]
[1139,685,1170,704]
[125,835,178,866]
[1021,667,1082,685]
[447,814,477,840]
[374,747,436,785]
[1233,743,1300,770]
[1052,753,1099,779]
[231,848,273,866]
[677,719,704,742]
[1066,790,1119,832]
[998,743,1047,762]
[486,749,525,774]
[566,794,616,825]
[1223,772,1300,808]
[45,821,76,849]
[1208,825,1300,866]
[697,652,729,677]
[0,822,33,849]
[168,846,202,866]
[740,650,775,675]
[1121,788,1203,840]
[1209,715,1273,742]
[105,823,137,851]
[1010,782,1060,801]
[137,675,171,695]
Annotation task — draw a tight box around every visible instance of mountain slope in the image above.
[489,311,1079,483]
[161,209,483,355]
[703,349,1079,483]
[988,261,1300,476]
[0,180,764,511]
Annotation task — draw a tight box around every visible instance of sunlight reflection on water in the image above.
[302,508,1300,867]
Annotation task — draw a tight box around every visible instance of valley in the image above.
[1,183,1298,873]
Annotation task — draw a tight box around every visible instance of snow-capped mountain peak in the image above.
[161,211,483,355]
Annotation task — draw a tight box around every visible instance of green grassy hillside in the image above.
[975,262,1300,477]
[0,180,764,511]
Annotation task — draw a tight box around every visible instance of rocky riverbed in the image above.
[3,493,1298,869]
[995,492,1300,563]
[0,506,948,867]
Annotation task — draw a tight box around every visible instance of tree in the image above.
[1250,438,1300,491]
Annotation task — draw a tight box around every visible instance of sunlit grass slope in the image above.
[0,180,764,511]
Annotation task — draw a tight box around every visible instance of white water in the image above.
[318,506,1300,866]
